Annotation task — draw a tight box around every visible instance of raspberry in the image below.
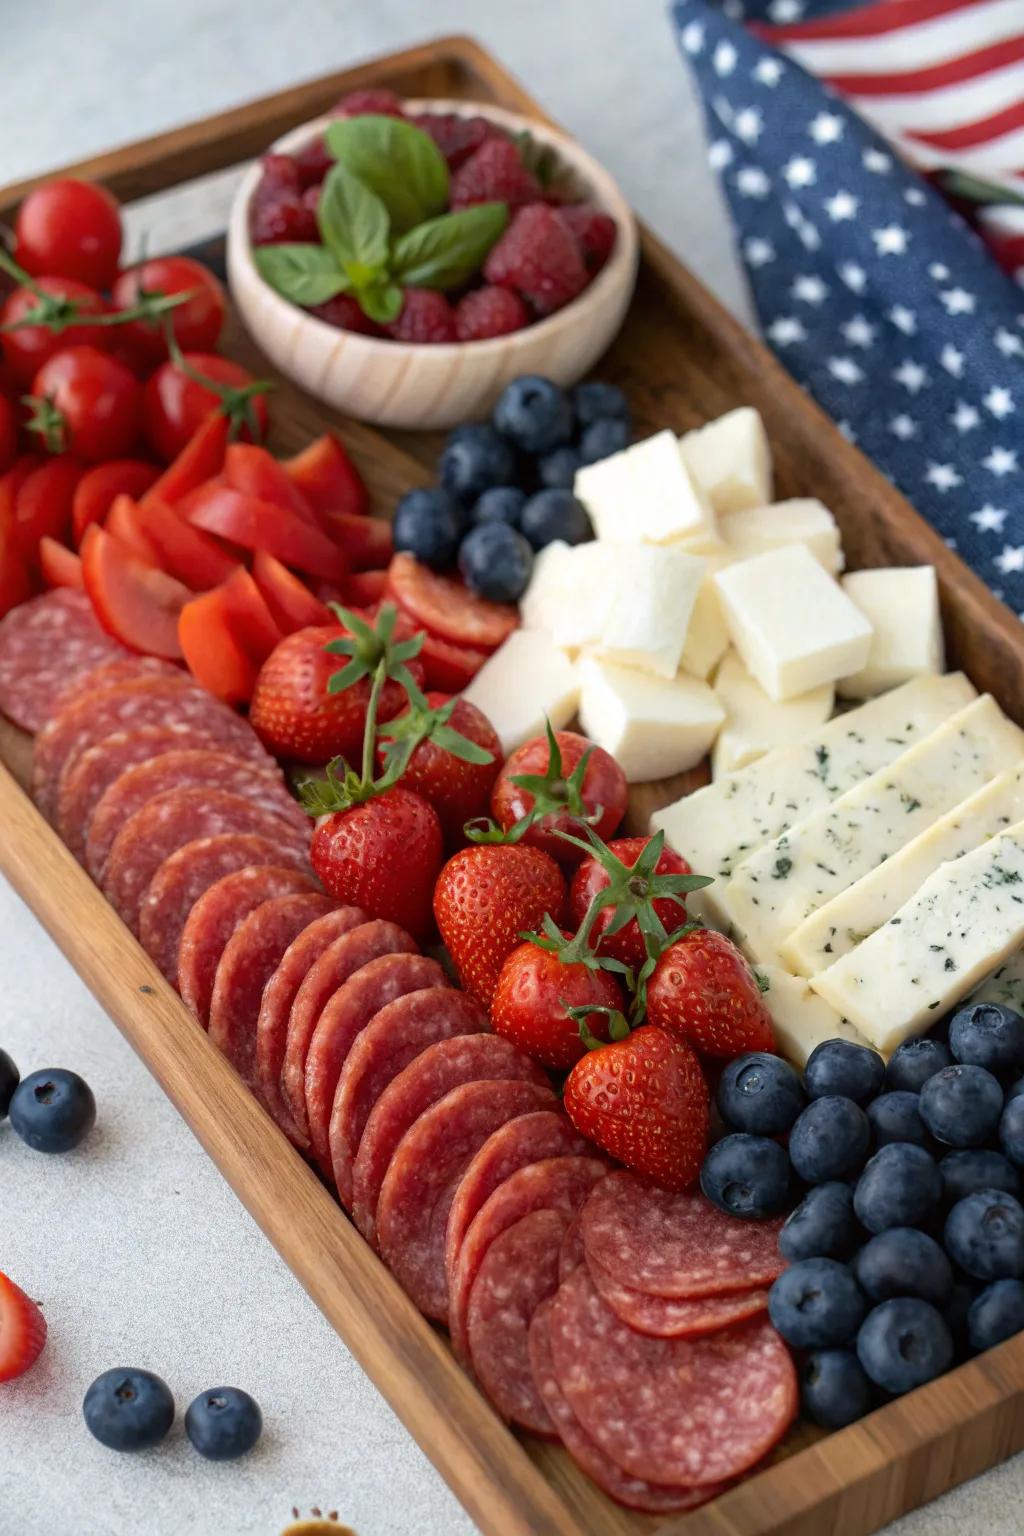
[293,133,333,188]
[258,153,301,192]
[454,285,530,341]
[332,88,405,118]
[450,138,542,212]
[385,289,457,344]
[306,294,382,336]
[556,204,618,272]
[411,113,499,169]
[483,203,589,316]
[250,189,318,246]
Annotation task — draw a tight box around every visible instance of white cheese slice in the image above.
[721,695,1024,966]
[810,822,1024,1054]
[711,650,834,780]
[784,763,1024,977]
[755,963,873,1070]
[719,499,843,576]
[594,544,706,679]
[519,540,572,633]
[549,542,622,654]
[461,629,579,757]
[649,671,977,923]
[574,430,717,548]
[715,545,873,701]
[679,407,772,515]
[577,656,725,782]
[972,949,1024,1012]
[679,556,734,681]
[839,566,944,699]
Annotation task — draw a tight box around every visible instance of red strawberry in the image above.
[0,1272,47,1382]
[433,844,566,1007]
[305,294,383,336]
[484,203,589,316]
[454,286,530,342]
[333,88,406,118]
[490,727,628,864]
[385,290,457,344]
[311,786,442,940]
[569,836,694,969]
[646,929,775,1059]
[491,936,624,1070]
[564,1025,709,1189]
[450,137,541,212]
[411,113,499,169]
[556,204,618,272]
[377,691,502,843]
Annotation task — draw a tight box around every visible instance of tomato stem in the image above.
[163,323,274,439]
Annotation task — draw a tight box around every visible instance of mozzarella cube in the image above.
[574,430,717,548]
[720,499,843,575]
[839,566,944,699]
[711,650,834,779]
[550,542,622,654]
[595,545,706,679]
[462,630,579,757]
[679,564,733,681]
[520,540,572,633]
[577,655,724,782]
[679,407,772,515]
[714,545,873,701]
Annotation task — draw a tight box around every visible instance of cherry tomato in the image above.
[29,346,141,462]
[0,396,17,474]
[0,533,31,618]
[110,256,226,368]
[12,454,84,561]
[71,458,160,546]
[490,729,628,863]
[142,353,270,464]
[1,277,108,385]
[15,179,123,290]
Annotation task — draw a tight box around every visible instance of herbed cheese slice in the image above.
[649,671,976,921]
[972,949,1024,1012]
[462,630,579,757]
[721,695,1024,966]
[810,822,1024,1054]
[679,407,772,515]
[593,545,705,679]
[783,763,1024,977]
[719,499,843,576]
[520,540,572,634]
[755,963,873,1070]
[711,650,834,780]
[577,656,725,782]
[839,566,944,699]
[574,430,717,548]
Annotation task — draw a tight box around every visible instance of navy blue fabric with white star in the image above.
[668,0,1024,610]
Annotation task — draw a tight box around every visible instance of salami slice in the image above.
[256,906,369,1138]
[53,654,180,714]
[281,920,418,1145]
[139,834,313,986]
[208,891,338,1088]
[580,1171,787,1300]
[304,953,446,1171]
[467,1209,566,1435]
[352,1033,551,1249]
[527,1301,724,1514]
[549,1267,797,1487]
[588,1258,770,1339]
[558,1216,586,1284]
[377,1078,557,1322]
[329,989,488,1209]
[103,787,312,934]
[0,591,126,733]
[178,865,319,1023]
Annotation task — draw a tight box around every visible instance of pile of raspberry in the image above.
[249,88,618,344]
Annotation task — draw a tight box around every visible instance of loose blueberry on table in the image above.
[8,1067,95,1153]
[83,1368,176,1452]
[185,1386,263,1461]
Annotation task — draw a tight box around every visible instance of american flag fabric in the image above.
[669,0,1024,613]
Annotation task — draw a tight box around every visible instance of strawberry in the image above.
[564,1025,709,1189]
[377,689,501,844]
[556,204,618,272]
[411,113,500,170]
[569,836,696,970]
[0,1271,47,1382]
[433,844,566,1007]
[450,137,541,211]
[385,290,457,344]
[491,936,624,1070]
[484,203,589,316]
[646,929,776,1059]
[311,785,442,940]
[454,286,530,342]
[489,725,628,863]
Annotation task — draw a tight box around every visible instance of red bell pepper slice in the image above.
[106,494,161,565]
[178,587,258,706]
[181,483,347,581]
[342,568,388,607]
[81,526,190,659]
[283,432,368,518]
[219,566,284,664]
[223,443,318,525]
[141,411,228,507]
[321,511,393,571]
[134,496,237,590]
[39,536,84,591]
[72,459,161,547]
[251,550,332,633]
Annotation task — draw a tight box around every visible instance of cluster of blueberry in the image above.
[0,1048,95,1154]
[393,373,630,602]
[701,1005,1024,1428]
[84,1370,262,1460]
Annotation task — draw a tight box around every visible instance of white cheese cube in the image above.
[679,407,772,515]
[577,656,724,782]
[714,545,873,701]
[839,566,944,699]
[574,430,717,548]
[711,650,834,780]
[719,499,843,576]
[679,557,734,681]
[462,630,579,757]
[545,542,622,654]
[755,964,873,1070]
[519,540,572,633]
[594,545,705,679]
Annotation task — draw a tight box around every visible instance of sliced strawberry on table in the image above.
[181,483,347,581]
[252,549,332,633]
[342,568,389,609]
[283,432,368,519]
[646,928,775,1059]
[321,511,393,571]
[39,535,84,590]
[134,496,238,590]
[223,441,319,525]
[0,1272,47,1382]
[141,411,228,507]
[178,586,258,705]
[219,566,284,664]
[71,459,160,547]
[82,525,190,659]
[416,629,489,692]
[387,551,517,650]
[105,493,161,565]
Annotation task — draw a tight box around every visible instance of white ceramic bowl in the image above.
[227,99,639,430]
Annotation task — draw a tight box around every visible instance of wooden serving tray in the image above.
[2,35,1024,1536]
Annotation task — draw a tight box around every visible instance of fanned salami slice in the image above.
[589,1258,770,1339]
[377,1078,556,1322]
[53,654,180,714]
[467,1209,566,1435]
[208,891,338,1088]
[256,906,369,1138]
[281,920,418,1145]
[581,1171,787,1300]
[178,865,319,1023]
[352,1033,550,1249]
[0,591,126,732]
[103,787,312,934]
[558,1216,586,1284]
[139,834,313,986]
[330,989,488,1209]
[549,1267,797,1487]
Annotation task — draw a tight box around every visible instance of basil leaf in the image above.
[355,282,403,326]
[317,162,390,278]
[252,243,350,307]
[391,203,509,290]
[325,114,449,233]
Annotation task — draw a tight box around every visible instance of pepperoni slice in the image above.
[0,590,125,733]
[588,1257,770,1339]
[52,654,180,714]
[387,552,518,650]
[558,1216,586,1284]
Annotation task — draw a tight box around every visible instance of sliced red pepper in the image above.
[72,459,161,547]
[140,411,228,507]
[342,568,388,607]
[13,455,85,565]
[283,432,369,518]
[106,494,161,565]
[39,536,84,591]
[219,566,284,664]
[321,511,393,571]
[178,587,258,705]
[180,483,347,581]
[251,549,332,633]
[81,525,190,659]
[223,442,318,525]
[133,496,237,590]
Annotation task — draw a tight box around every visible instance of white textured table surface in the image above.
[1,3,1021,1533]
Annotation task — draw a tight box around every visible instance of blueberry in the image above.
[944,1190,1024,1281]
[519,489,592,550]
[999,1095,1024,1168]
[0,1049,19,1119]
[440,423,517,502]
[867,1091,930,1148]
[1008,1076,1024,1103]
[579,416,631,465]
[940,1149,1020,1204]
[472,486,527,528]
[493,375,573,455]
[919,1064,1003,1147]
[716,1051,805,1136]
[9,1068,95,1153]
[949,1002,1024,1074]
[885,1037,952,1094]
[967,1279,1024,1352]
[699,1133,790,1218]
[804,1038,885,1104]
[457,523,533,603]
[779,1182,858,1262]
[768,1258,867,1349]
[853,1228,953,1306]
[571,380,630,426]
[800,1349,872,1430]
[856,1298,953,1395]
[185,1386,263,1461]
[943,1281,976,1357]
[83,1368,175,1452]
[392,487,463,569]
[853,1143,942,1234]
[789,1095,871,1183]
[536,446,582,490]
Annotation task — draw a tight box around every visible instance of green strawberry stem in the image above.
[361,656,387,784]
[565,1004,631,1050]
[377,677,495,781]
